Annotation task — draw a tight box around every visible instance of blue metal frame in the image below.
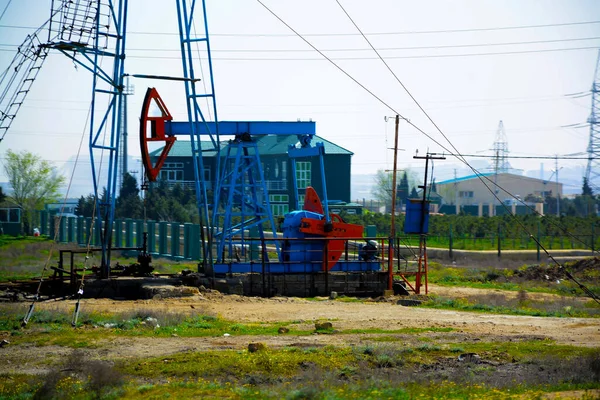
[167,121,315,136]
[288,141,331,223]
[175,0,221,267]
[44,0,129,277]
[213,261,381,274]
[156,119,316,265]
[213,139,280,262]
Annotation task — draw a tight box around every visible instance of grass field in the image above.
[0,236,599,399]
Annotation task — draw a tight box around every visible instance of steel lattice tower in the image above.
[492,120,510,174]
[586,51,600,192]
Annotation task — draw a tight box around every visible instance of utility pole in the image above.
[414,152,446,233]
[556,156,560,216]
[413,151,445,294]
[453,168,458,214]
[388,115,400,291]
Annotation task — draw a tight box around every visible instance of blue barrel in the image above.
[404,199,429,234]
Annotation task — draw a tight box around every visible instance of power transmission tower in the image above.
[490,120,510,215]
[585,50,600,192]
[492,120,510,174]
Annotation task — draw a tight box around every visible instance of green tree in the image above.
[115,173,143,219]
[371,170,393,210]
[372,169,420,212]
[75,194,95,217]
[0,186,5,204]
[409,187,419,198]
[573,195,596,217]
[397,171,409,206]
[582,177,593,196]
[3,150,65,234]
[144,181,197,222]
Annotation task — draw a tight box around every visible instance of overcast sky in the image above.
[0,0,599,196]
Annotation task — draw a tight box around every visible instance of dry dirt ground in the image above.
[2,284,598,377]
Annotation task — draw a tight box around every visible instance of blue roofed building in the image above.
[436,172,559,216]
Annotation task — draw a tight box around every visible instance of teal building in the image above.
[150,135,353,216]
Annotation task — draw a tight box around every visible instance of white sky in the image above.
[0,0,599,196]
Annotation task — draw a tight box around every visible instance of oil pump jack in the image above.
[1,0,379,281]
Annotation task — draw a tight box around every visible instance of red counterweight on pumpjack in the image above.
[281,187,363,271]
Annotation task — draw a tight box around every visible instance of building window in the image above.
[0,208,20,223]
[459,191,473,198]
[269,194,289,203]
[163,162,184,169]
[159,169,183,182]
[159,162,184,182]
[298,194,305,206]
[296,161,311,189]
[271,204,289,216]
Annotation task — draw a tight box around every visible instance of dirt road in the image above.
[28,284,600,347]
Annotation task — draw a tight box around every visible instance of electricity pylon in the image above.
[586,51,600,192]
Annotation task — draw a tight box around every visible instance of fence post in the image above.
[49,216,56,240]
[136,220,144,248]
[158,221,168,256]
[77,216,84,245]
[67,217,75,243]
[125,219,133,248]
[115,220,123,248]
[171,222,180,258]
[183,223,192,259]
[58,217,66,243]
[85,217,93,245]
[40,211,48,235]
[497,222,501,259]
[94,217,102,247]
[592,223,595,254]
[535,221,542,262]
[448,223,453,260]
[190,224,200,262]
[147,221,156,254]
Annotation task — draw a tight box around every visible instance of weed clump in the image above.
[33,350,123,399]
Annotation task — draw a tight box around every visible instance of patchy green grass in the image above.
[0,236,59,280]
[0,305,461,348]
[122,345,355,379]
[0,235,204,284]
[3,375,598,400]
[1,330,599,400]
[343,327,454,335]
[420,293,600,318]
[0,235,53,248]
[115,342,599,399]
[427,262,600,298]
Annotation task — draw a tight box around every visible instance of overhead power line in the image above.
[0,0,13,23]
[458,154,590,160]
[330,1,598,302]
[43,46,593,61]
[1,19,600,36]
[3,35,598,52]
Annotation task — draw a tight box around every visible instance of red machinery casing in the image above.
[298,187,363,271]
